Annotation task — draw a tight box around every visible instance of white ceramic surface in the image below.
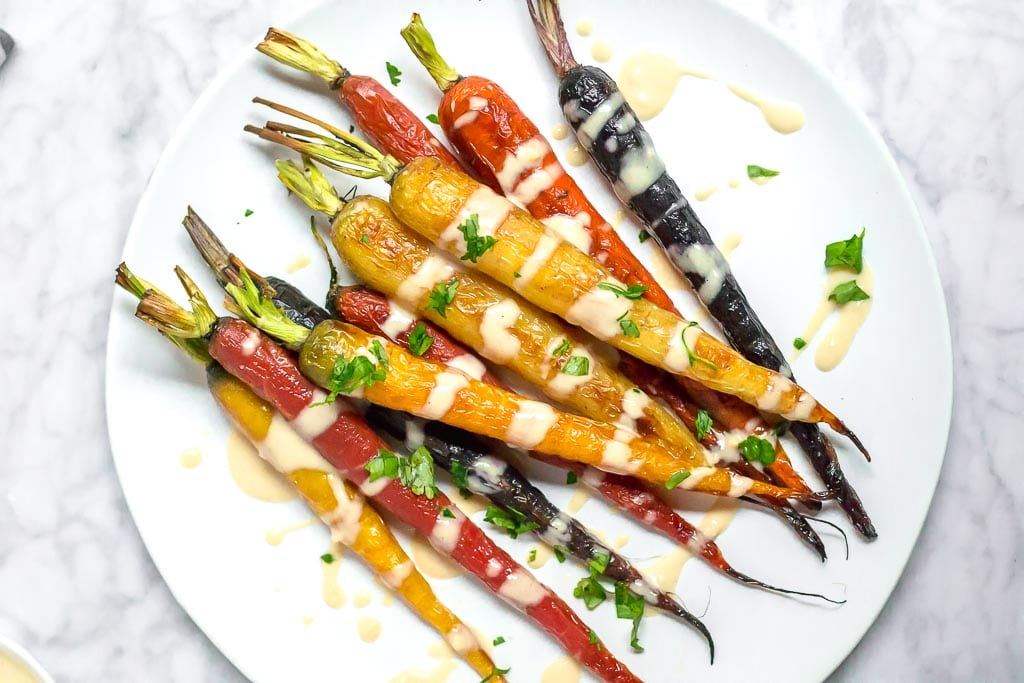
[99,1,951,681]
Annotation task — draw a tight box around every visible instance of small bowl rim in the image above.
[0,636,56,683]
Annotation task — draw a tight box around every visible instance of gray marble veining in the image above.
[0,1,1020,681]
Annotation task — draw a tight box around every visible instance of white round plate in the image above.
[105,1,952,681]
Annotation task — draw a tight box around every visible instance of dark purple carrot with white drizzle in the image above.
[525,0,875,537]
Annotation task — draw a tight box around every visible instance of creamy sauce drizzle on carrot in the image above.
[566,483,592,514]
[410,535,462,579]
[225,429,297,503]
[617,51,806,133]
[792,263,874,370]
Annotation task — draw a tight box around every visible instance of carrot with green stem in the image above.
[114,263,500,681]
[242,101,867,450]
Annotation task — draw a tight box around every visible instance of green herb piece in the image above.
[441,507,456,519]
[364,446,439,498]
[457,213,498,263]
[829,280,871,304]
[407,322,434,357]
[426,113,439,124]
[365,448,401,481]
[320,553,335,564]
[562,355,590,376]
[597,281,649,300]
[773,420,790,437]
[484,505,539,539]
[638,230,651,243]
[386,61,402,86]
[450,459,472,498]
[694,409,712,441]
[528,548,537,563]
[738,435,777,465]
[360,234,371,244]
[614,582,646,653]
[492,636,506,647]
[369,339,389,370]
[747,164,780,179]
[589,551,610,576]
[681,321,719,372]
[553,546,567,563]
[589,629,600,645]
[793,337,807,349]
[566,471,578,485]
[513,271,522,278]
[322,351,388,403]
[244,209,254,217]
[425,278,459,318]
[824,229,866,273]
[480,667,510,683]
[617,311,640,338]
[552,338,571,357]
[665,470,691,489]
[573,576,608,610]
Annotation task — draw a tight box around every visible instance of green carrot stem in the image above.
[399,13,460,93]
[257,27,349,88]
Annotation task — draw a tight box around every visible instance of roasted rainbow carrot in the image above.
[114,264,499,680]
[243,104,866,451]
[524,0,875,536]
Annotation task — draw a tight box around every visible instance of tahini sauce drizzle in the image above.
[551,123,570,140]
[0,650,41,683]
[321,546,346,608]
[358,616,382,643]
[793,263,874,371]
[389,658,458,683]
[576,20,593,37]
[720,232,743,262]
[225,429,297,503]
[179,447,202,469]
[565,142,589,166]
[410,535,462,579]
[591,40,613,62]
[542,655,582,683]
[264,517,318,546]
[617,52,806,133]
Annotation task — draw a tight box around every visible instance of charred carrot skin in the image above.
[525,0,875,537]
[208,318,638,683]
[257,28,459,168]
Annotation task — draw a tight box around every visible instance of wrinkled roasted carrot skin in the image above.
[439,76,672,309]
[208,318,636,683]
[205,364,497,678]
[338,74,460,167]
[333,284,502,385]
[618,355,717,448]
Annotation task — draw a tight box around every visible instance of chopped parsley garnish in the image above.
[793,337,807,349]
[407,321,434,357]
[773,420,790,437]
[617,311,640,338]
[681,321,719,372]
[747,164,780,179]
[480,667,510,683]
[553,546,567,563]
[426,113,439,124]
[738,435,777,465]
[441,507,456,519]
[566,471,578,485]
[484,505,539,539]
[589,629,600,645]
[638,230,651,243]
[589,551,610,575]
[385,61,402,86]
[614,582,646,652]
[824,229,866,273]
[322,348,388,403]
[573,576,608,610]
[551,338,571,357]
[513,271,522,278]
[528,548,537,563]
[364,446,440,498]
[665,470,691,489]
[492,636,506,647]
[597,281,649,299]
[360,234,371,244]
[425,277,459,318]
[829,280,871,304]
[457,213,498,263]
[450,459,472,498]
[562,355,590,376]
[244,208,254,217]
[320,553,335,564]
[694,409,712,441]
[369,339,389,370]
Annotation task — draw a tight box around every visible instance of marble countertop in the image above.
[0,1,1020,681]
